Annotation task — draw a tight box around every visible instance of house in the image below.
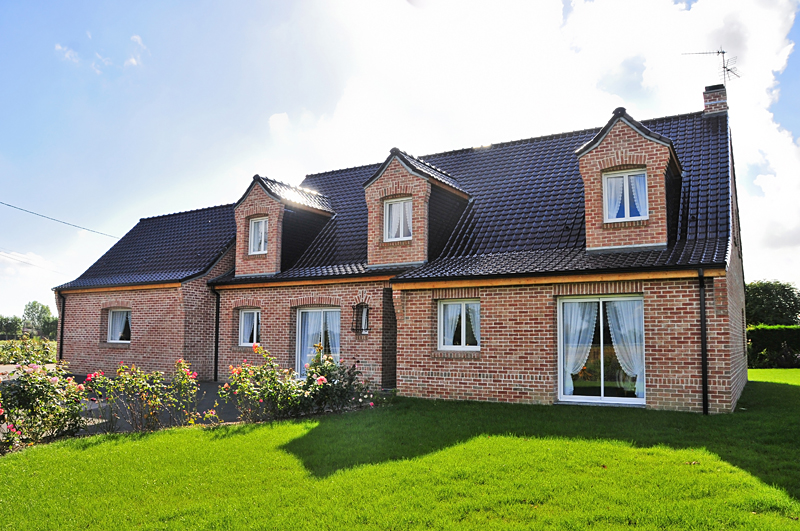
[55,85,746,414]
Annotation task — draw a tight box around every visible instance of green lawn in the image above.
[1,371,799,530]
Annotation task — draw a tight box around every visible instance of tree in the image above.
[41,316,59,341]
[0,315,23,340]
[745,280,800,326]
[22,301,52,337]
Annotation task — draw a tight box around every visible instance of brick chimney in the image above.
[703,84,727,115]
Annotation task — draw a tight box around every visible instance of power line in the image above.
[0,201,120,239]
[0,250,68,276]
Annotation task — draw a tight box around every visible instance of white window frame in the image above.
[296,308,341,374]
[107,309,131,344]
[602,170,649,223]
[383,197,412,242]
[359,305,369,335]
[437,299,480,351]
[249,217,268,255]
[238,309,261,346]
[556,295,645,406]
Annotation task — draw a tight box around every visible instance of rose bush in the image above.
[0,335,56,365]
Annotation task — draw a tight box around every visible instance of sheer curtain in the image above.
[606,300,645,398]
[562,301,598,395]
[324,311,340,362]
[605,176,624,219]
[466,303,480,345]
[300,311,322,373]
[442,303,461,346]
[629,174,647,218]
[240,311,254,344]
[389,203,401,239]
[110,311,130,341]
[403,200,412,237]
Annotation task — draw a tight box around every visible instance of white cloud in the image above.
[124,56,139,67]
[131,35,146,49]
[54,43,79,63]
[86,30,92,39]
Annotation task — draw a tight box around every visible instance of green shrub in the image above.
[747,325,800,368]
[1,363,86,447]
[0,336,56,365]
[219,343,373,423]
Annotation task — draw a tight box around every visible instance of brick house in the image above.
[55,85,746,413]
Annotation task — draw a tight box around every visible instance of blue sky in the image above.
[1,0,799,316]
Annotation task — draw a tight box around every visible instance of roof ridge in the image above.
[394,148,453,177]
[256,174,329,198]
[139,203,234,222]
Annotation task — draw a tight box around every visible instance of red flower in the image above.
[252,343,259,353]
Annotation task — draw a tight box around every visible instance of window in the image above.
[351,303,370,334]
[603,171,648,222]
[239,309,261,346]
[384,198,412,241]
[558,297,645,404]
[297,309,340,375]
[249,217,268,254]
[107,309,131,343]
[438,300,480,351]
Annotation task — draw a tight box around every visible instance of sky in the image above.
[1,0,799,317]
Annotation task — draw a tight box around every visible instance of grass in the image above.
[0,370,799,530]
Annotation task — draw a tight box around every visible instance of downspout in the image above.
[212,287,221,382]
[698,269,709,415]
[57,291,66,361]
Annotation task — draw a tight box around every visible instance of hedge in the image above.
[747,325,800,368]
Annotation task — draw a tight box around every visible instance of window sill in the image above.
[431,350,481,360]
[381,240,412,247]
[603,219,648,229]
[100,342,130,349]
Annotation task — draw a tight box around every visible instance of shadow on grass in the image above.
[281,381,800,500]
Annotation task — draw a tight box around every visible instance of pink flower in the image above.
[316,376,327,385]
[304,363,310,369]
[369,402,374,407]
[50,377,59,384]
[192,372,197,378]
[30,364,38,369]
[7,424,13,430]
[77,384,85,392]
[99,371,104,376]
[259,399,263,403]
[89,398,97,402]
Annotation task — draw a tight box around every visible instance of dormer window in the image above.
[604,171,648,222]
[249,217,268,254]
[384,198,412,241]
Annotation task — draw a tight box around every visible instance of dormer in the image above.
[363,148,469,268]
[234,175,333,277]
[576,108,682,252]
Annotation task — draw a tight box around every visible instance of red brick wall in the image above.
[578,120,671,250]
[234,184,284,276]
[726,174,747,410]
[396,276,739,413]
[217,281,391,387]
[365,159,430,266]
[57,248,234,380]
[703,86,728,115]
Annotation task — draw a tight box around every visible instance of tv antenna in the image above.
[682,48,740,85]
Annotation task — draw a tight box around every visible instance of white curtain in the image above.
[240,311,254,344]
[403,200,412,238]
[605,176,624,219]
[466,303,480,345]
[629,174,647,218]
[110,311,130,341]
[324,311,340,362]
[606,300,646,398]
[300,311,322,373]
[442,303,461,346]
[389,203,401,239]
[562,302,598,395]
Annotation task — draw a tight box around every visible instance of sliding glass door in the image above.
[296,309,340,375]
[558,297,645,404]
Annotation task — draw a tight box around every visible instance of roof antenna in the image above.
[682,47,741,85]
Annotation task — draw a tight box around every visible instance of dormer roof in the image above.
[575,107,683,173]
[236,175,335,215]
[364,148,469,196]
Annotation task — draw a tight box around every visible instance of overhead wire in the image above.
[0,200,120,239]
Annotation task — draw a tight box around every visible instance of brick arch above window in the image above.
[231,298,261,309]
[351,289,373,307]
[289,295,342,308]
[101,300,132,310]
[376,183,414,199]
[601,163,646,174]
[596,153,650,172]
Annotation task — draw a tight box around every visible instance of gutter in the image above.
[212,286,221,382]
[57,291,66,361]
[698,268,709,415]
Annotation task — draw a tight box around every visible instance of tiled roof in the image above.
[390,148,468,194]
[56,204,235,290]
[208,263,412,285]
[254,175,334,214]
[295,110,730,280]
